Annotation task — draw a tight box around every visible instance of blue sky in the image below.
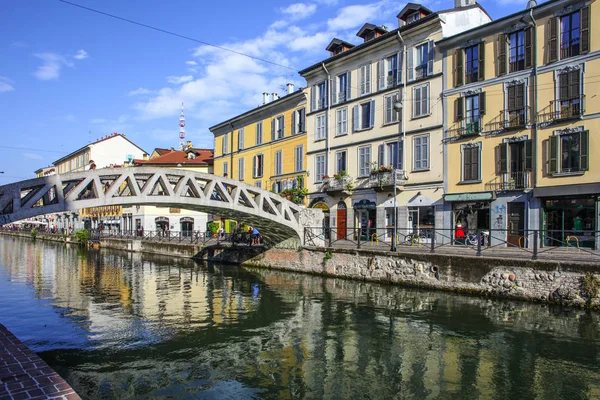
[0,0,526,182]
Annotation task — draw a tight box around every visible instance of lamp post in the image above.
[390,101,403,252]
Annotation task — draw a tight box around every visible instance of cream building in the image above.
[299,1,490,243]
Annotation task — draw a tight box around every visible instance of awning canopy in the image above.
[382,188,443,208]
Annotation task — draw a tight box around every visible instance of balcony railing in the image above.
[363,170,406,190]
[447,120,481,140]
[537,96,585,125]
[484,107,529,133]
[485,171,531,191]
[322,176,352,192]
[509,55,525,73]
[386,74,399,88]
[415,65,428,80]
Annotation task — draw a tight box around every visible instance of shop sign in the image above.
[180,217,194,223]
[354,199,377,210]
[444,192,494,202]
[155,217,169,223]
[170,208,181,214]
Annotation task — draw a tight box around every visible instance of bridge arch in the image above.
[0,167,323,244]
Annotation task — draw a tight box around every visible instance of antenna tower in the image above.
[179,102,185,149]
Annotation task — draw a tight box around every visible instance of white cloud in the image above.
[0,77,14,93]
[33,53,73,80]
[128,87,153,96]
[288,32,331,52]
[167,75,194,84]
[327,3,381,30]
[23,153,44,160]
[281,3,317,20]
[74,49,89,60]
[185,61,198,66]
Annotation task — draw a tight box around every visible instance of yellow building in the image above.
[438,0,598,248]
[209,86,308,232]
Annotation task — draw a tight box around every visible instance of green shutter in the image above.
[499,143,508,174]
[524,27,534,68]
[455,49,463,87]
[581,7,590,54]
[580,131,589,171]
[498,34,507,76]
[478,42,485,81]
[524,140,533,171]
[549,136,558,174]
[548,18,558,63]
[508,85,516,111]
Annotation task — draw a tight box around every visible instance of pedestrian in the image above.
[252,227,260,245]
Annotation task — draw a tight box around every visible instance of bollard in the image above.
[357,227,361,249]
[476,229,482,256]
[532,230,538,260]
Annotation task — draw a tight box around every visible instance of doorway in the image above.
[507,202,525,247]
[336,202,347,240]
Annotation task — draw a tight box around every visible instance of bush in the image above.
[208,222,220,235]
[30,228,37,240]
[74,229,89,245]
[581,272,600,300]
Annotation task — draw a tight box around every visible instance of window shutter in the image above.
[332,77,337,105]
[516,84,525,109]
[498,34,507,76]
[524,140,533,171]
[369,100,375,128]
[455,49,463,87]
[471,147,479,180]
[292,111,297,135]
[499,143,508,174]
[300,108,306,132]
[548,17,558,63]
[346,72,352,101]
[464,146,472,180]
[507,86,516,111]
[253,156,257,178]
[407,48,414,81]
[398,141,403,170]
[549,135,558,174]
[479,92,486,115]
[271,118,276,141]
[569,70,580,99]
[397,52,403,84]
[427,40,434,76]
[378,144,384,167]
[478,42,485,81]
[580,131,589,171]
[377,59,385,90]
[524,27,533,68]
[365,63,371,94]
[352,105,359,132]
[311,84,316,111]
[454,97,463,122]
[559,73,569,101]
[281,115,285,137]
[581,7,590,54]
[324,81,329,108]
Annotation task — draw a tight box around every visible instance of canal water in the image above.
[1,236,600,399]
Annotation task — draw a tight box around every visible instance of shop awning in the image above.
[444,192,494,202]
[534,183,600,198]
[382,188,443,208]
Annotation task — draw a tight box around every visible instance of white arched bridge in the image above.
[0,167,323,244]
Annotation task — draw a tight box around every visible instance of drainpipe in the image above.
[321,62,331,177]
[396,32,407,178]
[529,10,538,189]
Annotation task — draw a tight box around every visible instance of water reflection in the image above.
[1,236,600,399]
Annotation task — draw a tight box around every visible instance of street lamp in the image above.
[390,100,403,252]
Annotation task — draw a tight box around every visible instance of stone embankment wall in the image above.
[213,246,600,308]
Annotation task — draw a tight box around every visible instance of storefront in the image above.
[444,192,495,237]
[155,216,169,234]
[180,217,194,236]
[353,199,377,241]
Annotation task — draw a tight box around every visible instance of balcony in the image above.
[415,65,428,80]
[485,171,531,191]
[447,121,481,140]
[364,170,406,191]
[484,107,529,133]
[537,96,585,125]
[322,176,353,193]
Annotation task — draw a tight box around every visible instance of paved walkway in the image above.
[0,325,79,400]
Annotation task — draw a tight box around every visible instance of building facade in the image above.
[209,87,308,232]
[438,0,599,248]
[299,1,490,243]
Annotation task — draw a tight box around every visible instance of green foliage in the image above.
[281,187,308,204]
[333,170,349,180]
[74,229,89,245]
[581,272,600,300]
[30,228,37,240]
[323,251,333,264]
[208,222,220,235]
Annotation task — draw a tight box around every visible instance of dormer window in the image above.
[187,152,196,160]
[407,12,421,24]
[364,31,375,42]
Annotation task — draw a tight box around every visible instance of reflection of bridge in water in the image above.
[0,167,323,244]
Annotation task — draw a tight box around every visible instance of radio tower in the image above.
[179,102,186,149]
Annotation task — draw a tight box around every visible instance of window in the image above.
[295,145,304,172]
[378,141,403,170]
[222,133,229,154]
[413,85,429,118]
[548,8,589,62]
[384,92,401,124]
[255,181,262,188]
[507,84,526,127]
[272,115,284,140]
[408,41,433,81]
[413,135,429,170]
[462,144,480,181]
[256,122,263,145]
[407,12,420,24]
[455,42,484,86]
[561,11,581,59]
[352,100,375,132]
[333,72,350,104]
[359,63,371,96]
[315,154,326,182]
[223,161,228,177]
[336,150,347,174]
[496,140,533,189]
[465,95,481,135]
[498,29,533,75]
[316,113,327,140]
[292,108,306,134]
[358,146,371,177]
[238,158,244,180]
[275,150,283,176]
[549,130,589,174]
[238,128,244,150]
[465,44,479,84]
[558,70,582,118]
[272,180,282,193]
[509,31,525,72]
[454,93,485,135]
[311,80,328,111]
[378,54,400,89]
[336,108,348,136]
[253,154,264,178]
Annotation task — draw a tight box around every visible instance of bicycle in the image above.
[465,231,490,246]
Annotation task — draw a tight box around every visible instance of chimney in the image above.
[272,92,280,101]
[286,83,294,95]
[263,92,270,104]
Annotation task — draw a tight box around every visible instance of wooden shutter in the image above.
[479,92,486,115]
[464,146,472,180]
[471,147,479,181]
[346,72,352,101]
[581,7,590,54]
[292,110,296,135]
[352,105,359,132]
[407,48,414,81]
[310,84,316,111]
[378,144,384,167]
[455,49,463,87]
[369,100,376,128]
[478,42,485,81]
[498,143,508,174]
[377,59,385,90]
[549,136,558,174]
[524,140,533,171]
[508,85,517,111]
[580,131,589,171]
[281,115,285,137]
[331,76,337,105]
[454,97,464,122]
[516,84,525,109]
[498,34,507,76]
[524,27,533,68]
[569,70,580,99]
[548,17,558,63]
[427,40,434,76]
[365,64,371,94]
[271,118,276,141]
[559,73,569,101]
[300,108,306,132]
[397,52,403,84]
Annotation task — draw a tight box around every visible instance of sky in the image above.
[0,0,528,182]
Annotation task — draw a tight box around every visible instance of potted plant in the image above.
[208,222,220,238]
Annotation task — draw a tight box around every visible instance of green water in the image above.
[1,235,600,399]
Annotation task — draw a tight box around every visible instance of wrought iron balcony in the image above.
[447,121,481,140]
[484,107,529,133]
[322,176,352,192]
[362,170,406,191]
[537,96,585,125]
[485,171,531,191]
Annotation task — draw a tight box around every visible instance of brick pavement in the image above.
[0,325,80,400]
